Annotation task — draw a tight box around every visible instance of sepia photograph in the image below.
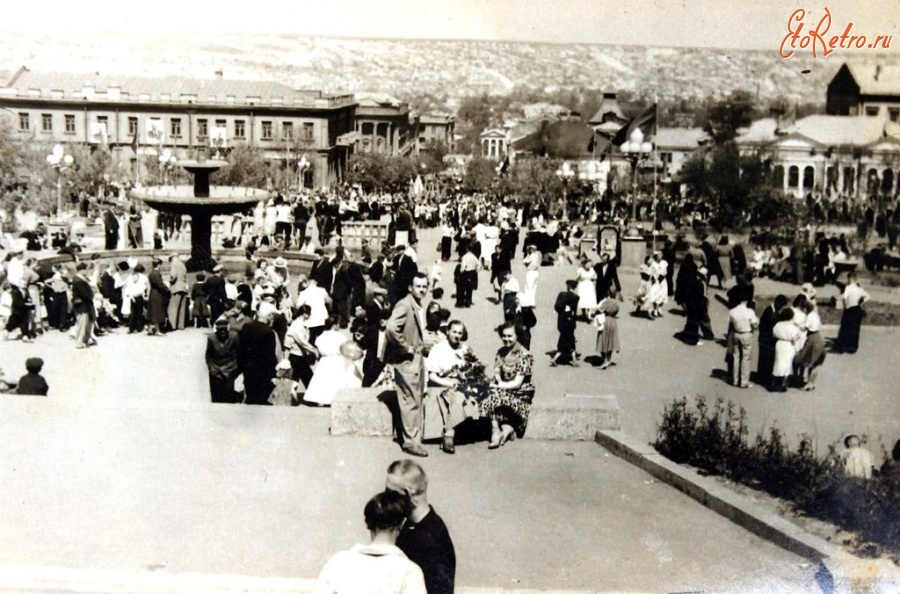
[1,1,900,592]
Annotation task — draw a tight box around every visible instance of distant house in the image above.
[589,92,629,139]
[415,114,456,154]
[826,63,900,122]
[654,127,707,181]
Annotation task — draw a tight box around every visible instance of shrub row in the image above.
[653,396,900,553]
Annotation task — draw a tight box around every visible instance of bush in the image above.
[654,396,900,553]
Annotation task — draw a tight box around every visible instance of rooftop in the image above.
[655,127,707,150]
[0,67,355,110]
[738,114,900,147]
[847,64,900,96]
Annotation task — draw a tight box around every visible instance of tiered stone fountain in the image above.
[131,157,270,272]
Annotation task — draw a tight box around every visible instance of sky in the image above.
[7,0,900,50]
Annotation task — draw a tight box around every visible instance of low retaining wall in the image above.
[331,387,620,440]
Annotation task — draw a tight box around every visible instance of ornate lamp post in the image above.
[298,155,310,192]
[46,144,74,216]
[555,161,575,221]
[578,161,603,221]
[620,128,653,237]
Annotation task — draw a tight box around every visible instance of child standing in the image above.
[191,273,210,328]
[268,359,297,406]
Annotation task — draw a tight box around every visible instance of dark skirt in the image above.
[794,331,826,368]
[835,306,863,354]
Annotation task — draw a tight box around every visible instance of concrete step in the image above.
[330,387,620,440]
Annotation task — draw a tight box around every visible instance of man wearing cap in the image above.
[146,257,170,336]
[237,301,280,405]
[205,264,228,323]
[207,318,241,403]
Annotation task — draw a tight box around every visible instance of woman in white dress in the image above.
[521,245,541,308]
[649,252,668,318]
[771,308,801,392]
[574,258,597,319]
[303,318,362,406]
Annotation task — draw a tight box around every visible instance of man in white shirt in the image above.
[295,277,331,343]
[835,272,869,354]
[727,299,759,388]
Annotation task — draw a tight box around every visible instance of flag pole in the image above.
[652,102,659,253]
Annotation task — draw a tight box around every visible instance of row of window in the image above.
[864,105,900,122]
[18,113,314,141]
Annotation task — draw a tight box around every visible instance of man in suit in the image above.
[237,302,280,405]
[593,253,621,302]
[103,206,119,250]
[70,263,96,349]
[384,273,430,457]
[204,264,228,324]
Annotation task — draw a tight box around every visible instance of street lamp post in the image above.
[578,161,603,221]
[298,155,310,192]
[46,144,74,217]
[555,161,575,221]
[620,128,653,238]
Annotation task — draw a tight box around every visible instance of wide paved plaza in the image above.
[5,225,900,591]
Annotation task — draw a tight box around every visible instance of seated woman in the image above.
[481,322,536,449]
[425,320,485,454]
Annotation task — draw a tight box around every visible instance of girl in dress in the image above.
[649,252,668,319]
[303,317,362,406]
[595,286,621,369]
[634,256,653,317]
[268,359,296,406]
[575,258,598,320]
[771,308,801,392]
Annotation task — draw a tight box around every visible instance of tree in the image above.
[346,153,418,193]
[462,157,496,194]
[498,157,564,204]
[703,90,756,145]
[211,145,269,188]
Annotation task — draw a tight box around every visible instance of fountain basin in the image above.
[132,186,269,215]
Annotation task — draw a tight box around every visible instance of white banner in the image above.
[146,118,164,145]
[210,125,227,148]
[89,121,108,145]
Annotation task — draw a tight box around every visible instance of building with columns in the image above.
[354,93,414,156]
[480,128,509,159]
[737,114,900,199]
[0,67,360,188]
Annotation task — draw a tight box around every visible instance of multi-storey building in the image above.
[0,67,357,188]
[827,64,900,121]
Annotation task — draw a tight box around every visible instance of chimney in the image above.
[875,65,882,81]
[215,70,223,81]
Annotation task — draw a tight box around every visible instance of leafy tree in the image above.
[498,157,564,204]
[703,90,756,145]
[211,145,269,188]
[346,153,418,193]
[462,157,496,194]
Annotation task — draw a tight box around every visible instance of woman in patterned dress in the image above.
[481,322,535,449]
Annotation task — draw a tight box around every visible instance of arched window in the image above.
[867,168,879,194]
[788,165,799,188]
[843,167,855,193]
[773,165,785,187]
[882,169,894,195]
[803,166,815,189]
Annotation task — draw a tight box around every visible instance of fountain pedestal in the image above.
[130,159,270,272]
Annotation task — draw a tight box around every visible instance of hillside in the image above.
[1,31,897,113]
